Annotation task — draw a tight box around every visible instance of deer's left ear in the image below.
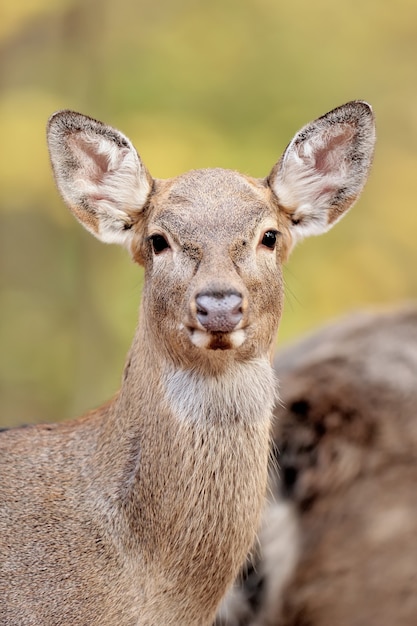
[268,101,375,247]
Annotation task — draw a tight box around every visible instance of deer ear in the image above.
[268,101,375,247]
[47,111,152,247]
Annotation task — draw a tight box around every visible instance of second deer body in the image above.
[0,102,375,625]
[217,305,417,626]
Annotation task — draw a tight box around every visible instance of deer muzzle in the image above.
[195,290,243,333]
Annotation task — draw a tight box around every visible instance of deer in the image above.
[0,101,375,626]
[217,305,417,626]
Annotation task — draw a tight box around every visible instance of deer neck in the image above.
[94,317,276,616]
[109,318,277,506]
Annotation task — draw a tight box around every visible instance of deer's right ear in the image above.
[47,111,152,248]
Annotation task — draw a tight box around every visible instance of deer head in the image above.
[47,102,375,376]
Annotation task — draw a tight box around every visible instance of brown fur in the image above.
[218,305,417,626]
[0,103,374,625]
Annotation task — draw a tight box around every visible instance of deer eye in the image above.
[149,234,170,255]
[261,230,279,250]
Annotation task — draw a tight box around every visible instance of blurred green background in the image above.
[1,0,417,427]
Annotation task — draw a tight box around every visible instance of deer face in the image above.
[134,169,285,361]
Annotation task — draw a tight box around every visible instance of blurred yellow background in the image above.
[1,0,416,426]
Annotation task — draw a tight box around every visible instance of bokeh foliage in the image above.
[1,0,417,425]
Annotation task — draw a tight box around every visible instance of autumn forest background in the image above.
[1,0,417,426]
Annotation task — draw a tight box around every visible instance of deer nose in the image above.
[195,290,243,333]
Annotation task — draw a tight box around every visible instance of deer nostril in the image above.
[195,291,243,333]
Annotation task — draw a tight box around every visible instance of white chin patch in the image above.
[191,329,212,349]
[190,329,246,350]
[228,329,246,348]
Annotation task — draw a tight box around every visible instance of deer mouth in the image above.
[187,327,246,350]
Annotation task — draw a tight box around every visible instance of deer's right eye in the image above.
[149,234,170,255]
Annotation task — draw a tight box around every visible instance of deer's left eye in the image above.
[261,230,279,250]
